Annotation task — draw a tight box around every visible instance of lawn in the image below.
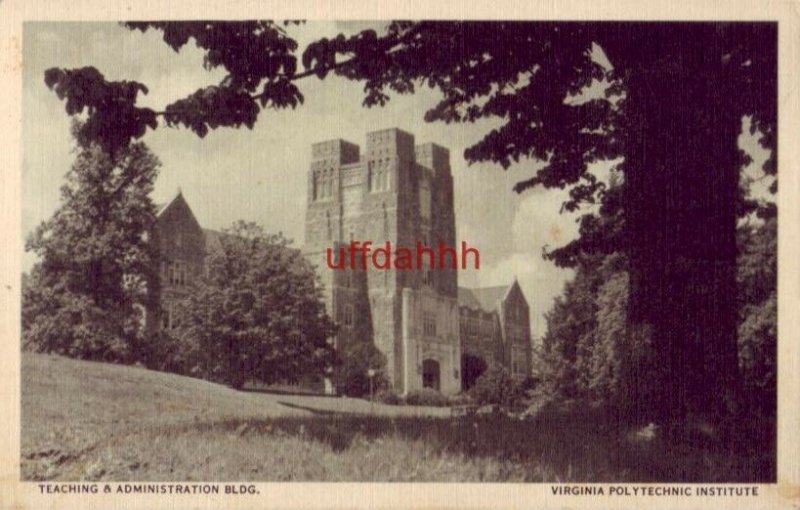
[21,353,774,482]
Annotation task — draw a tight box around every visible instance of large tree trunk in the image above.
[606,26,742,432]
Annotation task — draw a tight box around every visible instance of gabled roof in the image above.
[202,228,226,253]
[155,189,187,218]
[470,285,510,311]
[458,284,512,313]
[457,287,482,310]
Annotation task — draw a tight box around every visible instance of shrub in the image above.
[469,365,524,407]
[175,222,337,390]
[139,330,192,376]
[335,341,388,397]
[519,375,539,392]
[375,389,402,405]
[447,393,474,407]
[405,388,450,407]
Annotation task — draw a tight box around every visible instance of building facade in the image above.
[145,191,227,336]
[458,283,533,389]
[304,128,533,395]
[146,129,533,396]
[146,192,205,334]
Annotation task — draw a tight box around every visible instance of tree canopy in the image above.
[172,221,337,389]
[23,124,160,361]
[41,21,778,430]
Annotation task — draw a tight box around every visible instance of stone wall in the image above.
[304,129,463,395]
[148,193,205,334]
[498,283,533,380]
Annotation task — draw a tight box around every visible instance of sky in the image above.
[21,21,771,339]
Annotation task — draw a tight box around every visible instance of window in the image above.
[343,304,354,328]
[419,183,431,219]
[423,312,437,337]
[167,260,188,286]
[383,204,388,239]
[511,349,526,376]
[316,171,334,200]
[326,211,332,240]
[161,301,179,330]
[369,162,389,192]
[171,303,181,329]
[161,304,170,330]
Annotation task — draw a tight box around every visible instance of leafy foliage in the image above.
[173,221,337,389]
[44,22,306,152]
[736,218,777,413]
[137,329,194,375]
[540,216,776,421]
[39,21,778,426]
[468,365,525,408]
[334,340,387,397]
[310,22,777,423]
[23,126,160,361]
[404,388,450,407]
[375,388,402,405]
[537,251,616,401]
[588,266,660,417]
[44,67,157,155]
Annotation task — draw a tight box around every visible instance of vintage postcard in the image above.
[1,1,799,509]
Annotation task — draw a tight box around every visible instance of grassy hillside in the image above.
[21,353,773,482]
[20,353,446,480]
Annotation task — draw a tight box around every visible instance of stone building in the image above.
[145,191,205,334]
[458,282,533,389]
[145,129,533,396]
[304,128,532,395]
[145,190,226,335]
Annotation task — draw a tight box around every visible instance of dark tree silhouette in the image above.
[42,21,776,432]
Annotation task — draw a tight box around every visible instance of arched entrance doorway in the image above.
[461,353,487,391]
[422,359,440,391]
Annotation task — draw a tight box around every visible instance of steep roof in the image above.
[202,228,226,253]
[155,189,187,218]
[457,287,482,310]
[458,284,512,313]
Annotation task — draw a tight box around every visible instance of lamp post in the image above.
[367,368,376,413]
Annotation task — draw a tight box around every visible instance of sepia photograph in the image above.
[2,3,798,508]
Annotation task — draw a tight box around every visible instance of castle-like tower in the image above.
[304,128,461,395]
[143,130,531,395]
